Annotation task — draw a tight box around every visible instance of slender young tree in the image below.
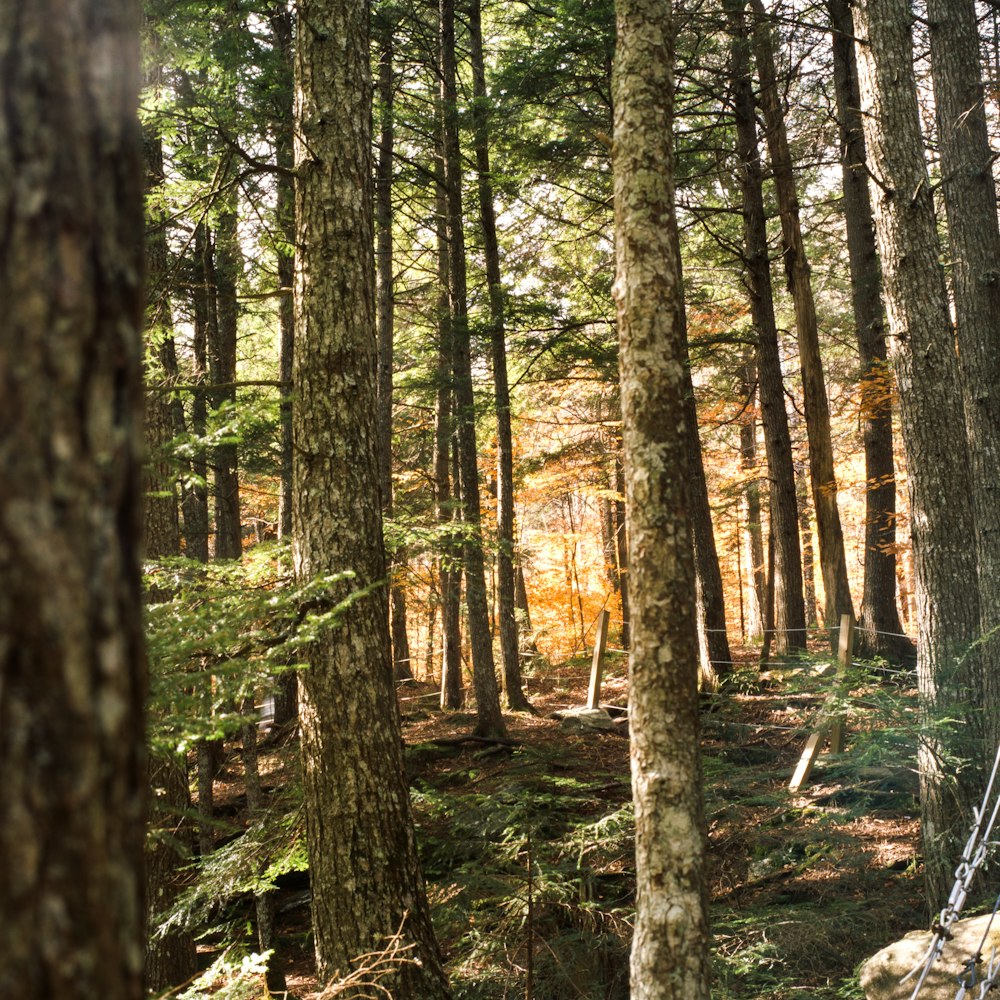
[0,2,147,996]
[725,0,807,655]
[827,0,912,663]
[613,0,711,995]
[853,0,984,905]
[439,0,506,737]
[749,0,854,633]
[293,0,452,991]
[469,0,532,711]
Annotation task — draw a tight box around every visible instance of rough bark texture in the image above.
[374,13,414,683]
[854,0,984,906]
[612,1,711,996]
[293,2,451,992]
[726,0,807,654]
[827,0,912,663]
[927,0,1000,744]
[0,3,147,996]
[439,0,506,737]
[750,0,854,631]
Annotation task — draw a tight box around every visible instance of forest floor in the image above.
[199,641,928,1000]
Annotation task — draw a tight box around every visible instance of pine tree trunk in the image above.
[0,4,147,994]
[827,0,912,663]
[854,0,984,906]
[750,0,854,630]
[737,354,766,640]
[927,0,1000,746]
[208,203,242,560]
[613,1,711,995]
[293,2,451,992]
[374,13,414,683]
[439,0,506,738]
[726,0,806,654]
[469,0,531,711]
[434,138,464,711]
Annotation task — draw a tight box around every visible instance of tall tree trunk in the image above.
[737,353,766,640]
[613,2,711,995]
[142,74,198,991]
[434,136,464,712]
[469,0,531,711]
[208,202,243,561]
[827,0,912,663]
[0,3,147,994]
[613,446,632,649]
[726,0,807,654]
[439,0,506,738]
[681,324,732,682]
[374,10,414,683]
[293,1,451,992]
[241,710,286,994]
[927,0,1000,745]
[750,0,854,631]
[854,0,984,907]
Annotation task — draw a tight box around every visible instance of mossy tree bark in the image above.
[0,2,147,996]
[612,0,711,995]
[293,1,451,992]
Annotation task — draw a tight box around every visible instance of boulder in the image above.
[551,707,615,732]
[860,913,1000,999]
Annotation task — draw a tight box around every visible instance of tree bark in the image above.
[725,0,807,654]
[375,10,414,683]
[927,0,1000,744]
[0,3,147,995]
[827,0,912,663]
[750,0,854,631]
[854,0,984,906]
[439,0,506,738]
[737,353,766,640]
[613,1,711,996]
[293,1,451,992]
[469,0,531,711]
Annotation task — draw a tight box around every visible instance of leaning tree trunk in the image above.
[927,0,1000,749]
[293,1,452,993]
[613,1,711,996]
[726,0,806,655]
[750,0,854,633]
[854,0,984,908]
[827,0,912,663]
[0,3,147,995]
[439,0,506,738]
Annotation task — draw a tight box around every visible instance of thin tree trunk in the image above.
[737,353,766,640]
[750,0,854,630]
[434,133,464,712]
[374,12,414,683]
[726,0,806,654]
[469,0,530,711]
[613,447,632,649]
[208,203,242,561]
[854,0,984,907]
[827,0,912,663]
[613,1,711,993]
[439,0,506,738]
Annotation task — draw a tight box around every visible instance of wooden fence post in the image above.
[587,609,610,710]
[789,613,854,791]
